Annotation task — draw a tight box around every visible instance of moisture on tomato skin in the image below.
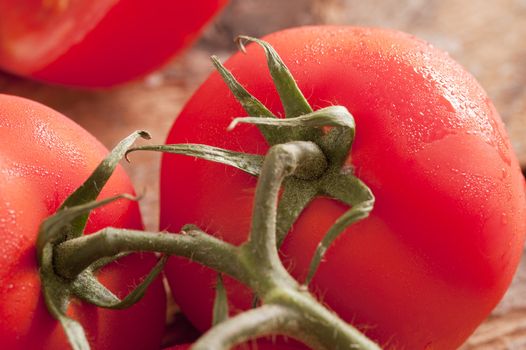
[0,0,228,87]
[160,26,526,349]
[0,94,166,349]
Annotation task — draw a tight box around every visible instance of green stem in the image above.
[244,141,326,283]
[194,287,381,350]
[127,143,263,177]
[267,287,381,350]
[208,140,379,349]
[54,227,246,283]
[51,140,379,350]
[191,304,300,350]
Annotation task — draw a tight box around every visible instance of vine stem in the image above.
[192,304,301,350]
[54,227,247,284]
[227,140,379,350]
[265,287,380,350]
[241,141,327,288]
[52,140,380,350]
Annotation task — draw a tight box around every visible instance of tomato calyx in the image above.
[139,36,375,283]
[216,37,375,280]
[36,131,167,350]
[131,36,375,282]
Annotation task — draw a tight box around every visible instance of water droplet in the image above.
[501,213,508,225]
[500,168,507,180]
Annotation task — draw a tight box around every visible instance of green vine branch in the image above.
[48,139,379,350]
[192,304,300,350]
[38,36,379,350]
[54,226,243,282]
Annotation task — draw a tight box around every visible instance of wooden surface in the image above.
[1,0,525,348]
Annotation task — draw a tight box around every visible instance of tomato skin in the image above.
[0,0,227,87]
[0,94,166,349]
[160,26,526,349]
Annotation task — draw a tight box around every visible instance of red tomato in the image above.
[160,26,526,349]
[0,0,227,87]
[0,94,166,349]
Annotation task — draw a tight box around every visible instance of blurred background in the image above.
[1,0,525,348]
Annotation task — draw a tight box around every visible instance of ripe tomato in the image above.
[0,0,227,87]
[160,26,526,349]
[0,94,166,349]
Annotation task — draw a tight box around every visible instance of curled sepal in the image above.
[212,273,229,325]
[60,130,150,241]
[38,195,138,350]
[210,55,274,119]
[88,252,130,271]
[305,175,375,284]
[210,55,287,146]
[57,315,90,350]
[37,193,137,262]
[40,267,90,350]
[229,106,353,131]
[36,131,151,350]
[37,129,147,260]
[128,144,263,176]
[228,106,356,167]
[229,35,321,143]
[71,255,168,310]
[236,35,312,119]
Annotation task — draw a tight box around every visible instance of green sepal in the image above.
[57,316,90,350]
[71,255,168,310]
[275,179,318,246]
[305,175,375,284]
[228,105,356,168]
[236,36,313,119]
[88,252,130,271]
[229,106,354,130]
[235,36,321,143]
[38,194,139,350]
[212,273,229,325]
[40,253,90,350]
[60,130,150,241]
[210,55,287,146]
[36,131,152,350]
[210,55,275,120]
[128,144,264,177]
[37,193,136,262]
